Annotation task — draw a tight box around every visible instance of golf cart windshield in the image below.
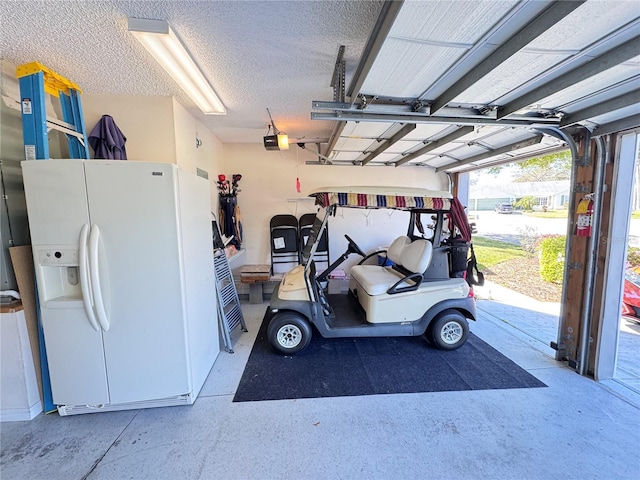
[300,186,465,271]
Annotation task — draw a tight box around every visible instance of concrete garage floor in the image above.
[2,299,639,480]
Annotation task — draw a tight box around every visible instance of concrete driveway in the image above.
[472,210,640,247]
[471,210,567,245]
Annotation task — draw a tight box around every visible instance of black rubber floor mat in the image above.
[233,309,546,402]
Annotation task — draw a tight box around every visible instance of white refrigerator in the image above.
[21,160,219,416]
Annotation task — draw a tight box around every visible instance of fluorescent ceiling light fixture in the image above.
[128,18,226,115]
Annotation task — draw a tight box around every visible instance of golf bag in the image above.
[217,173,243,249]
[219,195,241,249]
[447,238,469,278]
[446,239,484,287]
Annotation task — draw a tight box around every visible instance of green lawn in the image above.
[472,236,527,271]
[522,209,640,219]
[523,210,568,219]
[527,209,639,219]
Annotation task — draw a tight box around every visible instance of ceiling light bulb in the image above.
[278,134,289,150]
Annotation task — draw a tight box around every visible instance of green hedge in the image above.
[628,247,640,269]
[514,196,536,211]
[538,235,566,284]
[537,237,640,284]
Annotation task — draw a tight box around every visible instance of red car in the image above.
[622,268,640,321]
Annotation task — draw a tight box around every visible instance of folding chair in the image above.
[270,214,300,274]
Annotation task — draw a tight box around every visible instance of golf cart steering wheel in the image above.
[344,234,366,257]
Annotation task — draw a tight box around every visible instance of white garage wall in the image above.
[221,143,449,270]
[83,95,177,165]
[83,95,224,214]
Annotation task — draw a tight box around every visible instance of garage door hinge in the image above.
[568,262,583,270]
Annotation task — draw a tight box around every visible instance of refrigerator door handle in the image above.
[89,224,110,332]
[79,224,99,331]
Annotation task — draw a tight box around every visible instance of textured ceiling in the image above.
[2,0,639,173]
[0,0,383,144]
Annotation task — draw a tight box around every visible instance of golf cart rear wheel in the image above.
[267,312,312,354]
[429,310,469,350]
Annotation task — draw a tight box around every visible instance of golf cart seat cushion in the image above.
[386,235,411,264]
[349,235,410,295]
[350,265,406,296]
[350,239,433,296]
[401,239,432,274]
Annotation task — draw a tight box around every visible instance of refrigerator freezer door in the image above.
[22,160,109,407]
[21,160,91,246]
[84,162,190,404]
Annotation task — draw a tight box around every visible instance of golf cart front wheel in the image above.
[267,312,312,354]
[429,310,469,350]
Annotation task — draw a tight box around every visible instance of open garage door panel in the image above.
[310,0,639,174]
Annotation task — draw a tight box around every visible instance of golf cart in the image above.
[267,186,478,355]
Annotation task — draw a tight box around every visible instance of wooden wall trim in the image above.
[556,130,595,367]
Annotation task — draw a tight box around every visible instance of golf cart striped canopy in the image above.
[310,186,453,210]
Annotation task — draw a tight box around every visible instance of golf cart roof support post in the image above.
[303,205,334,275]
[577,136,606,376]
[434,211,445,247]
[449,172,459,198]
